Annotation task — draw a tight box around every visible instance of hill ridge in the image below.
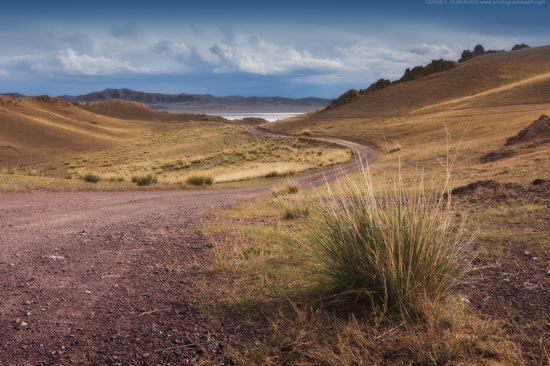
[58,88,330,113]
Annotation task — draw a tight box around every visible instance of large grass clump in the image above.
[186,174,214,186]
[304,170,473,314]
[131,174,158,186]
[82,172,101,183]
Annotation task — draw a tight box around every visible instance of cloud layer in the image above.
[0,26,458,88]
[1,2,548,98]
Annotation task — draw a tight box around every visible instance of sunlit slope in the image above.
[0,97,234,167]
[267,46,550,183]
[0,96,129,166]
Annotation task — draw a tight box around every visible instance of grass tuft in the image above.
[82,172,101,183]
[131,174,158,186]
[186,174,214,186]
[303,169,474,314]
[282,203,310,220]
[272,181,301,196]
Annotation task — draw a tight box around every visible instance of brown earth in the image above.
[453,179,549,364]
[0,131,374,365]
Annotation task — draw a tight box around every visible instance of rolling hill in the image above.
[266,45,550,184]
[0,96,348,188]
[0,96,231,168]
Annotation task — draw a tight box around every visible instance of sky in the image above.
[0,0,548,98]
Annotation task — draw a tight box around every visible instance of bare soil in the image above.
[0,131,374,365]
[453,179,549,364]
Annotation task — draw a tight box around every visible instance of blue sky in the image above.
[1,0,548,98]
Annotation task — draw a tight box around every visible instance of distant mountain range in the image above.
[54,88,330,113]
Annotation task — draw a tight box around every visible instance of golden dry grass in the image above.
[265,46,550,186]
[0,97,350,190]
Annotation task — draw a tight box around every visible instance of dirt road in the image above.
[0,130,375,365]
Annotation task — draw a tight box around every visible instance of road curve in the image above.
[247,125,375,187]
[0,127,376,365]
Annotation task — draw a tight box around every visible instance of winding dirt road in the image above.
[0,128,375,365]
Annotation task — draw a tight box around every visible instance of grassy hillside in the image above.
[266,46,550,185]
[0,97,350,189]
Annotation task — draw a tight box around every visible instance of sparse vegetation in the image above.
[272,181,301,196]
[268,169,296,178]
[82,172,101,183]
[282,202,310,220]
[186,174,214,186]
[1,165,19,175]
[131,174,158,186]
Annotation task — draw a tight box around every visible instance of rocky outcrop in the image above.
[31,95,75,107]
[325,59,456,110]
[458,44,504,63]
[481,115,550,163]
[362,79,392,93]
[511,44,530,51]
[325,89,360,110]
[505,115,550,145]
[398,59,455,82]
[0,95,23,107]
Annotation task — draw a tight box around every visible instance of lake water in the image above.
[211,112,302,122]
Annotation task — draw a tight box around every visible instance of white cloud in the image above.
[0,69,8,77]
[208,34,343,75]
[336,44,455,79]
[32,49,149,75]
[407,43,455,59]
